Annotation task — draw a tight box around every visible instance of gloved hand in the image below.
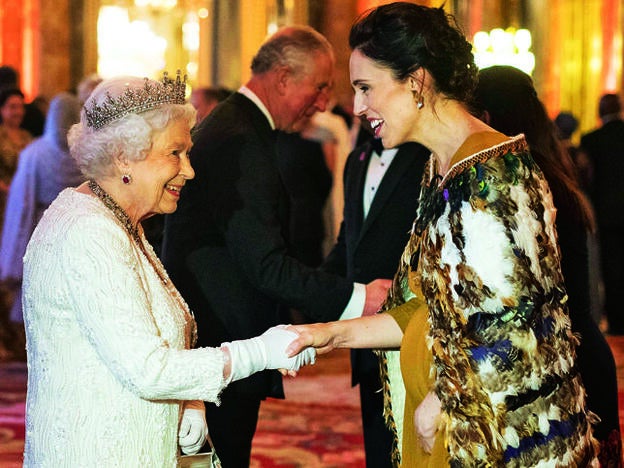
[178,405,208,455]
[222,325,316,382]
[414,391,441,454]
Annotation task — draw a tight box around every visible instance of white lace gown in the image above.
[22,188,227,467]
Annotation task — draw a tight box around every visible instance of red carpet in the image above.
[3,341,624,467]
[0,362,26,468]
[251,349,365,467]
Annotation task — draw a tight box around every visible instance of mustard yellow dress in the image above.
[387,298,449,467]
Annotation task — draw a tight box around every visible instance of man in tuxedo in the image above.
[161,26,390,467]
[323,134,430,466]
[580,93,624,335]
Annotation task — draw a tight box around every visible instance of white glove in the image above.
[414,391,441,454]
[222,325,316,382]
[178,407,208,455]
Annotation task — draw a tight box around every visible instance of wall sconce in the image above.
[473,28,535,75]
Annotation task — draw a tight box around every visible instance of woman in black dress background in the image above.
[473,65,622,467]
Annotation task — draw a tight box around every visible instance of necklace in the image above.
[87,179,197,346]
[88,179,141,244]
[87,179,170,286]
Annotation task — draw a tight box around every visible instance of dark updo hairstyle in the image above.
[473,65,594,231]
[349,2,477,103]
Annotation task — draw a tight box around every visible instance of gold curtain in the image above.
[459,0,621,139]
[534,0,622,137]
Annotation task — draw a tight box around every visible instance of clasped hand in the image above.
[178,404,208,455]
[259,325,316,375]
[414,391,441,454]
[222,325,316,382]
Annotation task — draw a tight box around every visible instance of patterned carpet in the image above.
[3,340,624,467]
[251,349,365,467]
[0,361,26,468]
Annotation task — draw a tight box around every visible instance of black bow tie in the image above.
[371,137,384,155]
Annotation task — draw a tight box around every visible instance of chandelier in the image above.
[473,28,535,75]
[134,0,178,9]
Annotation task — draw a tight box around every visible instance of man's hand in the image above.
[363,279,392,315]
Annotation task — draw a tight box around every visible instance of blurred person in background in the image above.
[473,65,621,466]
[0,92,84,360]
[190,86,232,125]
[581,93,624,339]
[0,66,45,137]
[0,87,33,359]
[0,88,32,200]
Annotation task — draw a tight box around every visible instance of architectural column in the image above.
[239,0,267,86]
[39,0,72,98]
[318,0,357,111]
[0,0,35,98]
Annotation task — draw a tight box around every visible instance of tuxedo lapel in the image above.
[349,143,374,239]
[358,144,417,242]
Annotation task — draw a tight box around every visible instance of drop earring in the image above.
[416,94,424,109]
[121,174,132,184]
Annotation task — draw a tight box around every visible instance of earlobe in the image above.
[113,152,131,174]
[408,68,424,91]
[409,69,426,109]
[482,110,492,125]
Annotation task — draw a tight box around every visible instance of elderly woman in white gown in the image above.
[22,73,314,467]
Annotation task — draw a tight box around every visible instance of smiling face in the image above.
[0,94,25,128]
[126,118,194,221]
[279,52,334,133]
[349,49,419,149]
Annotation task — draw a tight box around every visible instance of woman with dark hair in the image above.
[473,64,622,466]
[286,2,598,466]
[0,88,32,201]
[0,87,32,360]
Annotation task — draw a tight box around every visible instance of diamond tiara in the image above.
[84,71,187,131]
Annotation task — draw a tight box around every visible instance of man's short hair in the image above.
[250,26,333,77]
[599,93,621,118]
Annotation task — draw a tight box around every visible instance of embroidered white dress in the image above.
[23,188,227,467]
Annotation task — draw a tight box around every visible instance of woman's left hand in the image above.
[414,391,441,454]
[179,406,208,455]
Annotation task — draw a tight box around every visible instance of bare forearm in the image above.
[289,313,403,356]
[332,313,403,348]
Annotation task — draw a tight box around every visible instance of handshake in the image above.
[221,325,316,383]
[179,326,314,456]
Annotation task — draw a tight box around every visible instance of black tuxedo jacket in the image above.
[580,119,624,225]
[323,140,429,383]
[162,93,353,398]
